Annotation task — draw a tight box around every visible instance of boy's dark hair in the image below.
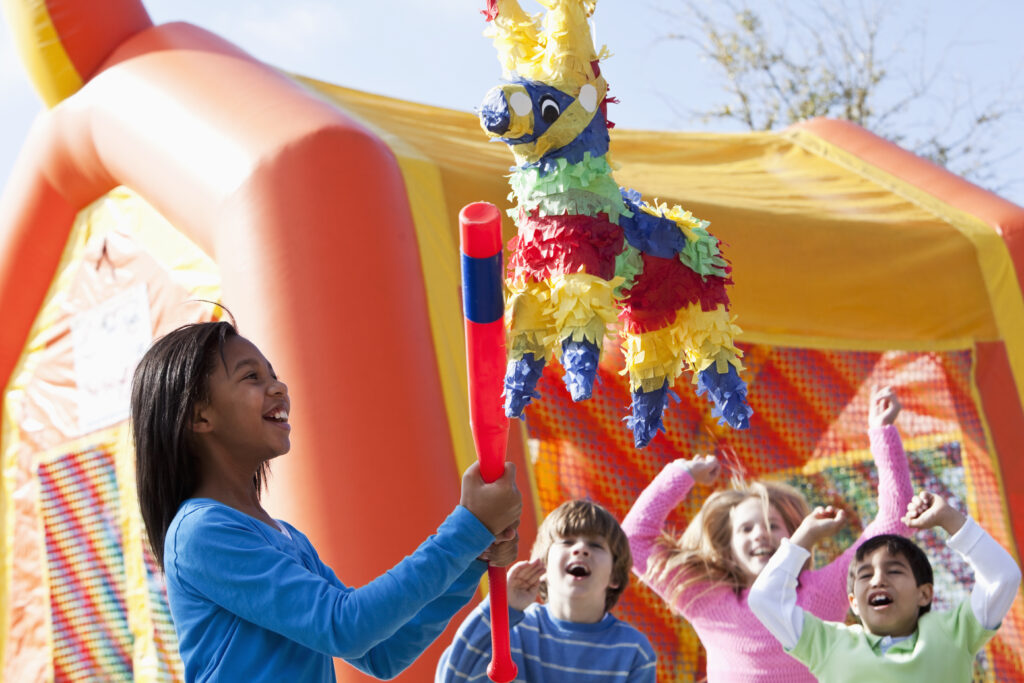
[131,321,269,569]
[848,534,934,615]
[530,500,632,612]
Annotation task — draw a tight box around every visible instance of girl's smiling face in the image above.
[729,498,790,585]
[194,335,291,462]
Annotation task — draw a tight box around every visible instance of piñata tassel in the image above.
[696,364,752,429]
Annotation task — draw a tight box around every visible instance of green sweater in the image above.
[791,600,994,682]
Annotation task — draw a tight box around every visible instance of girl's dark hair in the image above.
[131,321,269,569]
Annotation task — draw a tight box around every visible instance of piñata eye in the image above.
[539,95,560,124]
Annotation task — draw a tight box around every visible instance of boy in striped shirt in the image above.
[436,500,656,682]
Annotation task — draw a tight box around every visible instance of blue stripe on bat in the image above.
[461,252,504,323]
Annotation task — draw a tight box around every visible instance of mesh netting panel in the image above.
[38,447,134,682]
[142,535,185,680]
[36,444,184,682]
[524,343,1022,681]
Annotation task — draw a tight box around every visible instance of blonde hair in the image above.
[645,479,810,602]
[530,499,632,611]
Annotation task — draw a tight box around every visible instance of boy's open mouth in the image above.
[868,592,893,607]
[566,562,590,578]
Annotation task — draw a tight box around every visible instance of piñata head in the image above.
[479,0,610,168]
[480,0,753,447]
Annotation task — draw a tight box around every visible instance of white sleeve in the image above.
[947,517,1022,630]
[748,538,810,649]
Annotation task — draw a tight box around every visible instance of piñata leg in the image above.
[504,280,554,417]
[675,303,752,429]
[548,272,621,403]
[622,324,686,447]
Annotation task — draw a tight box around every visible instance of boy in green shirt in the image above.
[748,490,1021,681]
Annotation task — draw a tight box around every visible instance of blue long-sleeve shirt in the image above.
[165,498,493,682]
[435,601,657,682]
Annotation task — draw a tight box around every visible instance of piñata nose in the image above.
[479,87,510,135]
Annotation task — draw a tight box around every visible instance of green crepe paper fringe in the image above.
[509,188,630,224]
[614,244,644,295]
[679,226,729,278]
[510,152,628,211]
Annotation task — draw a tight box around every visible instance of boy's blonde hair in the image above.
[646,479,810,602]
[530,499,632,611]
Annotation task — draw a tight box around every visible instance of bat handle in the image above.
[485,566,517,682]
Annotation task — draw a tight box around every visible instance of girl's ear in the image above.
[192,403,213,433]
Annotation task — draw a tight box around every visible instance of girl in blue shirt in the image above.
[131,320,521,682]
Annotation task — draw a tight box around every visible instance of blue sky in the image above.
[1,0,1022,204]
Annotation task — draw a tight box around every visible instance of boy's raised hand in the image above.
[789,505,847,551]
[682,454,721,486]
[902,490,966,536]
[868,385,901,428]
[506,558,545,611]
[460,461,523,535]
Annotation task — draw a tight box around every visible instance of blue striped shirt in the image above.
[436,602,657,682]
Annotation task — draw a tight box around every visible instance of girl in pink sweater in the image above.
[622,386,914,682]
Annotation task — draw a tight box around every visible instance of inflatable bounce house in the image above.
[1,0,1021,681]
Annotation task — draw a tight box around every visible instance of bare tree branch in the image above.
[655,0,1018,193]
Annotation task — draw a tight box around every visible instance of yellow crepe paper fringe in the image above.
[486,0,608,95]
[486,0,545,81]
[638,199,710,242]
[506,279,556,361]
[676,303,745,376]
[548,272,622,353]
[623,303,744,392]
[506,272,622,362]
[622,325,687,393]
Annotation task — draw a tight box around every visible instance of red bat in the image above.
[459,202,517,682]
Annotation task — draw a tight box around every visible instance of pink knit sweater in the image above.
[622,426,913,682]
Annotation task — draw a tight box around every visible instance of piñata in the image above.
[479,0,753,446]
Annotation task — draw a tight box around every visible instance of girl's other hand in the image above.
[478,525,519,567]
[789,505,847,550]
[506,559,545,611]
[868,385,901,428]
[684,454,721,486]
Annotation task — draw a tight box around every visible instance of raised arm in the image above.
[905,491,1022,629]
[748,539,810,650]
[860,386,914,539]
[806,387,914,596]
[622,456,719,574]
[750,506,847,649]
[169,504,495,662]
